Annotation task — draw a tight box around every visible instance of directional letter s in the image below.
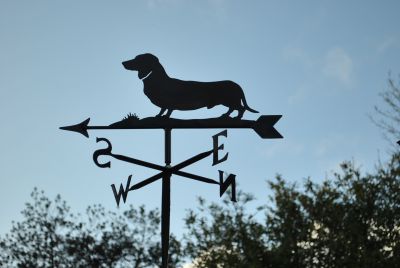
[93,137,112,168]
[219,170,236,202]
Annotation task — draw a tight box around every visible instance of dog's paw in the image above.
[220,115,234,120]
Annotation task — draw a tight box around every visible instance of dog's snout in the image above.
[122,59,137,71]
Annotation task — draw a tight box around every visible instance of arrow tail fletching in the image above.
[253,115,283,139]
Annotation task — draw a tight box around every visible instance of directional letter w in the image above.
[218,170,237,202]
[111,175,132,207]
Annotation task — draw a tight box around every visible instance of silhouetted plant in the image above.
[123,113,140,121]
[265,154,400,267]
[0,189,74,267]
[183,153,400,268]
[1,153,399,267]
[183,191,270,268]
[0,190,183,267]
[371,73,400,143]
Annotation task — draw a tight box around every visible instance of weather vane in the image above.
[60,53,283,268]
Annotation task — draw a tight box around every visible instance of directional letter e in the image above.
[212,130,228,166]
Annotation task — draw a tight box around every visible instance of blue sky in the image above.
[0,0,399,237]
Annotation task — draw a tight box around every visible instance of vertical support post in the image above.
[165,129,171,166]
[162,128,171,268]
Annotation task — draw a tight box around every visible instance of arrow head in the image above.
[253,115,283,139]
[60,118,90,138]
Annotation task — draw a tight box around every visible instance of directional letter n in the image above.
[218,170,237,202]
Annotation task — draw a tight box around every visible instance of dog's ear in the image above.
[138,54,159,79]
[143,54,159,68]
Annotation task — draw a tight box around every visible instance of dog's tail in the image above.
[241,92,259,113]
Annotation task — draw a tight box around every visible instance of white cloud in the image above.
[288,85,309,105]
[315,138,335,157]
[208,0,227,5]
[282,46,313,67]
[263,140,305,159]
[282,46,355,105]
[314,134,362,162]
[144,0,229,19]
[206,0,229,20]
[145,0,181,9]
[322,48,353,86]
[377,36,399,54]
[314,135,348,158]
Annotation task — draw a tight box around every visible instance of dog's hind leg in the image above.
[164,109,173,118]
[235,107,245,119]
[156,108,166,117]
[221,107,234,118]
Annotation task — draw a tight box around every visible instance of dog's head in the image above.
[122,53,160,79]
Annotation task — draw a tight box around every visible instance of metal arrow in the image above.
[60,115,283,268]
[60,115,283,139]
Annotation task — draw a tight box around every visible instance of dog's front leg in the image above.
[156,108,166,117]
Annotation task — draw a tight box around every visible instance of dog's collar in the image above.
[141,71,153,81]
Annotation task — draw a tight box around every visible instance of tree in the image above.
[183,192,270,268]
[183,153,400,267]
[372,73,400,143]
[0,189,75,267]
[0,189,183,268]
[2,154,399,267]
[266,154,400,267]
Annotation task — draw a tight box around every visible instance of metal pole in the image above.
[161,128,171,268]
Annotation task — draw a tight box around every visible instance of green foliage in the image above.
[267,154,400,268]
[184,153,400,268]
[183,192,269,268]
[372,74,400,142]
[0,189,182,268]
[0,189,74,267]
[1,154,399,267]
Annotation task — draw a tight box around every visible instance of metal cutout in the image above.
[60,54,283,268]
[122,53,259,119]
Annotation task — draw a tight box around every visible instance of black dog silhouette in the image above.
[122,53,258,119]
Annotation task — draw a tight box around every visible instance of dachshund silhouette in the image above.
[122,53,258,119]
